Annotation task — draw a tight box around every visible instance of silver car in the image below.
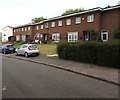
[15,44,39,57]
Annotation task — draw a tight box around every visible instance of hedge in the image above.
[57,40,120,68]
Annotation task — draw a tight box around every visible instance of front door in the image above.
[83,31,90,41]
[43,34,48,40]
[26,35,30,42]
[101,31,108,42]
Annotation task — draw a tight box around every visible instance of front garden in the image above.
[57,40,120,68]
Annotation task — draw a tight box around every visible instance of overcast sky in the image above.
[0,0,119,32]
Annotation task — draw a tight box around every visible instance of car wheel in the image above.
[24,52,28,57]
[15,51,18,56]
[36,53,39,56]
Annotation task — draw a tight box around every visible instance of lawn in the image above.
[37,44,57,55]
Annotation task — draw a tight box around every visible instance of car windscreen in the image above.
[6,45,13,47]
[29,45,38,49]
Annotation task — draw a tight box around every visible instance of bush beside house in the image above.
[57,40,120,68]
[114,29,120,39]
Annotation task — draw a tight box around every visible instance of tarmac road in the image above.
[2,56,118,98]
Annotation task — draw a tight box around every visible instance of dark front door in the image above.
[26,35,30,42]
[83,31,90,41]
[43,34,48,41]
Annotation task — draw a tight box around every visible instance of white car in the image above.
[15,44,39,57]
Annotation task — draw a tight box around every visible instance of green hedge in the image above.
[57,40,120,68]
[114,29,120,39]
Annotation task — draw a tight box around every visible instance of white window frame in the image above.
[51,22,55,27]
[66,19,71,25]
[25,27,27,31]
[87,15,94,22]
[101,30,108,42]
[28,26,31,30]
[40,34,43,37]
[36,26,39,30]
[16,35,20,41]
[22,35,26,42]
[58,20,62,26]
[75,17,81,24]
[45,23,49,28]
[14,29,16,32]
[52,33,60,42]
[68,32,78,42]
[22,28,24,31]
[37,34,40,38]
[41,25,43,29]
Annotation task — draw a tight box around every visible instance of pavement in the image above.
[1,53,119,86]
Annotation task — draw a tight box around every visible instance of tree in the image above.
[31,16,47,23]
[62,8,84,16]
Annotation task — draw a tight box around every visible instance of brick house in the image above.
[13,5,120,43]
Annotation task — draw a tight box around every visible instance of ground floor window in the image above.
[52,33,60,42]
[16,35,20,41]
[68,32,78,42]
[22,35,26,42]
[101,30,108,41]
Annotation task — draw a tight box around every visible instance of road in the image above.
[2,56,118,98]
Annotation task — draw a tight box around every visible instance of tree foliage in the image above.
[31,16,47,23]
[62,8,84,16]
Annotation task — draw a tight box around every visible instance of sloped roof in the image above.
[13,5,120,28]
[2,26,13,30]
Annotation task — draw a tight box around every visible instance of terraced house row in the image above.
[13,5,120,43]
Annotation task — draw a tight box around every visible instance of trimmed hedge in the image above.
[57,40,120,68]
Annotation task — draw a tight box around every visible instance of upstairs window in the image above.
[58,20,62,26]
[28,26,31,30]
[41,25,43,29]
[25,27,27,31]
[66,19,71,25]
[22,28,24,31]
[87,15,94,22]
[36,26,38,30]
[75,17,81,24]
[45,23,49,28]
[51,22,55,27]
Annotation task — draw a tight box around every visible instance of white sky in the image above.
[0,0,119,32]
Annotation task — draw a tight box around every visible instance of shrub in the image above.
[57,40,120,68]
[114,29,120,39]
[41,40,47,44]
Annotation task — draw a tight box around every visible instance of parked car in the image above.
[15,44,39,57]
[1,44,15,54]
[0,44,2,53]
